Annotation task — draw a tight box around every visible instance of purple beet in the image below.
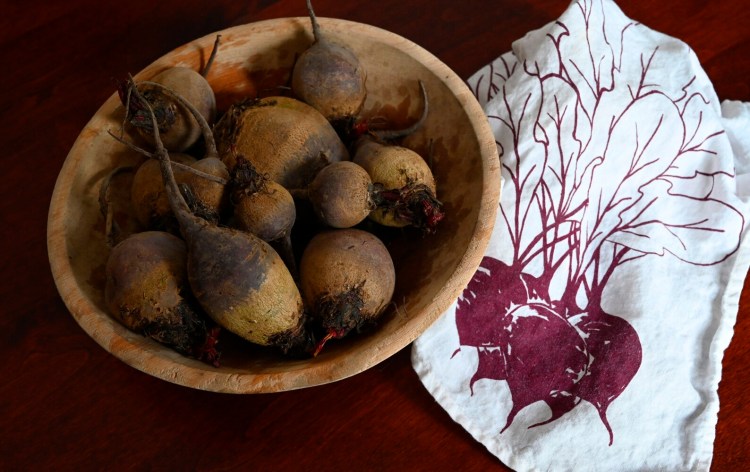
[576,310,642,445]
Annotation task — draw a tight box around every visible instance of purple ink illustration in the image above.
[455,0,744,445]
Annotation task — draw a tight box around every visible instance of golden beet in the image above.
[306,161,374,228]
[214,96,348,189]
[299,228,395,354]
[104,231,220,365]
[292,0,367,123]
[354,138,443,231]
[130,153,197,230]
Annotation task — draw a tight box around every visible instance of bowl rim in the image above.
[46,16,501,393]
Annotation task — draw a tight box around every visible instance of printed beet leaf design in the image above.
[456,1,744,446]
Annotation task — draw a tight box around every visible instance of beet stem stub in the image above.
[202,34,221,77]
[372,182,445,232]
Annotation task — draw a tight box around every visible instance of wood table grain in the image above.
[2,1,748,470]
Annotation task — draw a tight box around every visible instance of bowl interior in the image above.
[47,17,499,393]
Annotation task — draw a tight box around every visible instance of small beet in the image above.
[229,156,298,276]
[352,82,444,231]
[292,0,367,125]
[302,160,375,228]
[119,36,220,152]
[354,138,443,231]
[299,228,395,355]
[130,153,197,231]
[230,157,296,242]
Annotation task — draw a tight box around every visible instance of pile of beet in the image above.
[100,0,445,366]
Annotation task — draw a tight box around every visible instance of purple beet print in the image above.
[455,0,744,446]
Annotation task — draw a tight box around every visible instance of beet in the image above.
[130,153,197,231]
[354,138,443,231]
[118,36,220,152]
[300,160,375,228]
[105,231,220,366]
[351,81,443,231]
[299,228,395,355]
[292,0,367,126]
[213,96,348,189]
[229,156,298,276]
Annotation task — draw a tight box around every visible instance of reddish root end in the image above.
[194,326,222,367]
[373,183,445,232]
[310,285,367,356]
[312,328,346,357]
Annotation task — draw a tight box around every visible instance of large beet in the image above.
[105,231,220,365]
[299,228,395,354]
[214,96,348,189]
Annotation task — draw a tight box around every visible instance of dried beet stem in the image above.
[201,34,221,78]
[98,165,136,247]
[370,81,429,142]
[306,0,323,43]
[140,80,218,159]
[108,129,226,185]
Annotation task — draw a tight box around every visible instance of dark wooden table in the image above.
[2,1,748,470]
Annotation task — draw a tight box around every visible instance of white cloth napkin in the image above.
[412,1,750,470]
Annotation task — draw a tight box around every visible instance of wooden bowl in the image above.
[47,17,500,393]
